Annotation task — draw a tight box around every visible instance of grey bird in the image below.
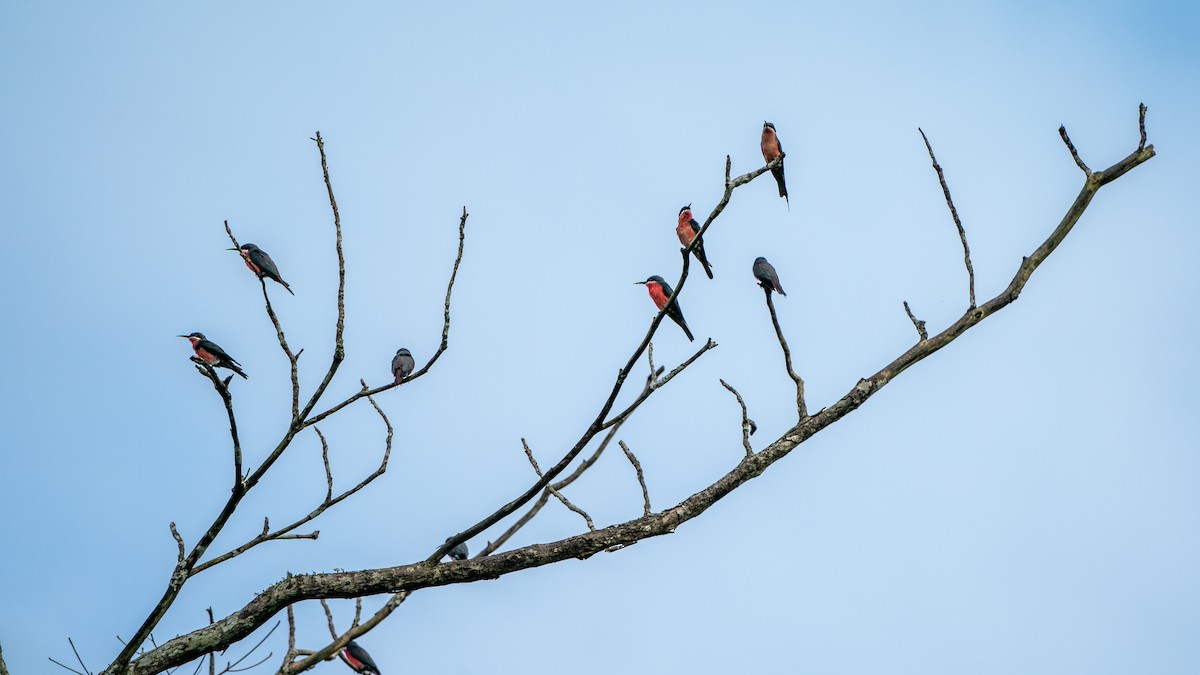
[391,348,415,384]
[752,257,786,296]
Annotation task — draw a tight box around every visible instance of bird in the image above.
[178,332,248,379]
[391,348,414,385]
[445,537,469,561]
[229,243,294,295]
[752,256,786,296]
[339,641,381,675]
[676,204,714,279]
[760,121,789,206]
[635,275,694,342]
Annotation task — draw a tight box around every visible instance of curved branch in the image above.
[121,110,1154,675]
[303,207,469,428]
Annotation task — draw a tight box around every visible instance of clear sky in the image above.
[2,1,1198,673]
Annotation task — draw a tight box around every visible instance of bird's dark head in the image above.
[178,332,206,340]
[395,348,411,357]
[678,203,692,215]
[754,256,768,265]
[763,121,775,131]
[240,243,260,252]
[638,275,666,287]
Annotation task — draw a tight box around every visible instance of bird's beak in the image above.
[634,281,646,285]
[177,334,189,338]
[226,247,239,252]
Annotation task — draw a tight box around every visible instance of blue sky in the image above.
[1,2,1198,673]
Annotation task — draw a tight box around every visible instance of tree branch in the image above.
[302,207,469,428]
[902,300,928,341]
[522,440,595,531]
[719,379,755,457]
[121,109,1154,675]
[919,128,977,308]
[618,441,651,517]
[762,288,807,418]
[223,221,302,420]
[192,386,393,575]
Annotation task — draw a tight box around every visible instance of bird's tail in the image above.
[229,363,249,379]
[696,248,715,280]
[282,281,295,296]
[678,318,695,342]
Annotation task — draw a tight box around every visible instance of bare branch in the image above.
[1059,124,1092,175]
[432,152,777,565]
[522,439,595,531]
[719,379,754,457]
[70,638,93,675]
[289,594,409,674]
[919,128,977,308]
[120,109,1155,675]
[762,288,808,418]
[902,301,928,341]
[303,208,469,427]
[1138,102,1148,151]
[170,523,185,565]
[618,441,651,517]
[0,641,9,675]
[49,658,89,675]
[192,386,391,575]
[224,220,302,420]
[600,339,717,431]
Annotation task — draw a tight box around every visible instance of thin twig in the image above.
[69,638,92,675]
[49,658,88,675]
[600,339,717,431]
[522,439,595,531]
[433,153,773,564]
[206,609,215,675]
[0,641,9,675]
[288,594,409,674]
[903,301,928,341]
[170,523,185,565]
[304,208,469,427]
[1138,102,1148,151]
[224,220,302,420]
[919,128,977,308]
[763,289,808,418]
[192,385,392,575]
[1058,125,1092,175]
[618,441,651,517]
[719,380,754,457]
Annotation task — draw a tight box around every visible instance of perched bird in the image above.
[391,348,415,385]
[635,275,694,342]
[229,243,294,295]
[752,256,786,296]
[178,332,248,379]
[445,537,469,561]
[760,122,789,206]
[339,641,381,675]
[676,204,714,279]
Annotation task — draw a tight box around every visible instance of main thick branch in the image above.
[119,113,1153,675]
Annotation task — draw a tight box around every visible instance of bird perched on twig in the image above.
[178,332,248,379]
[229,243,294,295]
[752,257,786,296]
[339,641,382,675]
[676,204,714,279]
[391,348,414,384]
[635,275,694,342]
[760,121,788,207]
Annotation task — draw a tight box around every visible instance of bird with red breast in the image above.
[635,275,694,342]
[339,641,382,675]
[229,243,294,295]
[178,332,248,379]
[760,121,789,207]
[676,204,714,279]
